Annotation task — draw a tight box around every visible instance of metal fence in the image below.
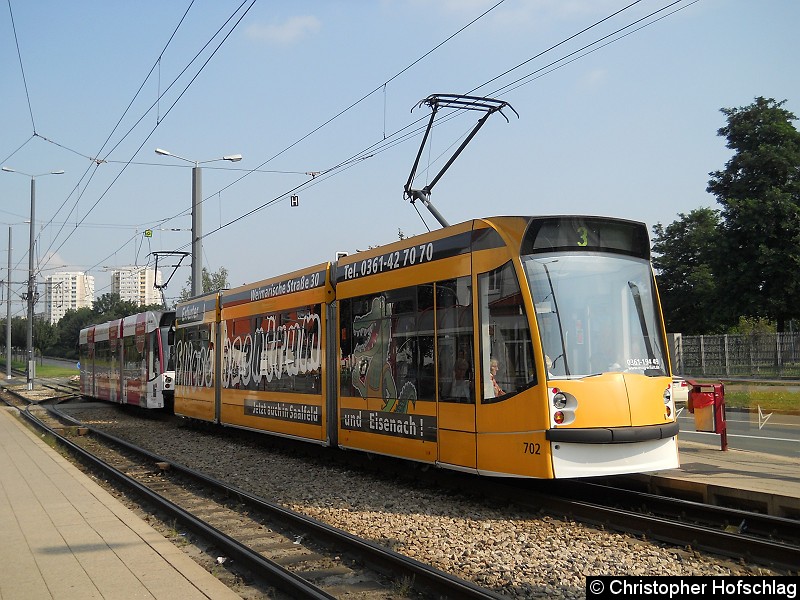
[669,333,800,379]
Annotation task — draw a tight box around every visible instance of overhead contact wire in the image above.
[36,0,198,273]
[47,1,258,276]
[6,0,35,132]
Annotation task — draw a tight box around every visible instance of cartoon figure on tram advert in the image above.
[350,296,417,413]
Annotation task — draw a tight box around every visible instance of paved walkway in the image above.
[0,406,241,600]
[635,438,800,517]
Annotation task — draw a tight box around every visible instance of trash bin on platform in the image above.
[687,380,727,450]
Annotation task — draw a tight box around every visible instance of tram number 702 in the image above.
[523,442,541,455]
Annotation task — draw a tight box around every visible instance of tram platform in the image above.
[629,438,800,519]
[0,406,241,600]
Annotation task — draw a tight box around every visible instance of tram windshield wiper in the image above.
[543,263,570,376]
[628,281,659,375]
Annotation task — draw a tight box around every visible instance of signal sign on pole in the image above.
[290,195,299,207]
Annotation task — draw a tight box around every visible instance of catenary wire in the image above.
[18,0,500,294]
[18,1,694,308]
[30,1,245,280]
[103,0,692,267]
[40,1,257,278]
[36,1,225,266]
[5,0,35,132]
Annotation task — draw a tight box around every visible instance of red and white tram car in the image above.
[79,310,175,409]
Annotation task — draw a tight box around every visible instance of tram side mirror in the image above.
[167,329,175,345]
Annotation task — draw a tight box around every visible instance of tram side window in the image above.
[164,328,175,372]
[95,339,109,380]
[123,335,145,379]
[413,285,435,401]
[255,306,322,393]
[221,305,323,393]
[221,318,252,389]
[339,295,381,399]
[339,285,435,406]
[175,326,196,387]
[176,325,214,388]
[437,277,474,404]
[149,331,158,376]
[478,261,536,402]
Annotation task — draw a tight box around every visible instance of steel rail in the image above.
[554,479,800,546]
[20,404,338,600]
[48,402,504,599]
[500,481,799,572]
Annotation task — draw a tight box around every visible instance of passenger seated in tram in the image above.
[448,358,472,402]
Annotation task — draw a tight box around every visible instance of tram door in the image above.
[473,259,550,478]
[436,276,477,469]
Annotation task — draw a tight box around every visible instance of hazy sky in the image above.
[1,0,797,312]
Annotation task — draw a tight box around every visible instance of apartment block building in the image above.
[44,272,95,324]
[110,266,163,306]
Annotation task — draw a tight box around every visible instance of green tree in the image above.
[33,319,58,356]
[651,208,725,334]
[3,316,55,359]
[727,316,776,335]
[178,266,230,303]
[92,292,141,321]
[707,97,800,332]
[48,297,167,359]
[52,307,94,358]
[11,316,27,349]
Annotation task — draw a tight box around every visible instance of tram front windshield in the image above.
[523,253,668,379]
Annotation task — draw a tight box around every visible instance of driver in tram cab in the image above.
[489,357,505,397]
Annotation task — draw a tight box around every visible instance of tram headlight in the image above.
[663,385,674,420]
[549,387,575,426]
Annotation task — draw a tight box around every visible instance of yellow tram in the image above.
[174,215,679,478]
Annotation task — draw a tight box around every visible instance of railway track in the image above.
[1,373,80,403]
[553,479,800,546]
[8,388,503,600]
[63,395,800,573]
[3,383,792,595]
[500,479,800,572]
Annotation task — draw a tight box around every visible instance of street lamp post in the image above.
[154,148,242,297]
[2,166,65,390]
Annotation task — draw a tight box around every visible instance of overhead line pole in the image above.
[155,149,242,298]
[6,227,11,380]
[2,166,64,390]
